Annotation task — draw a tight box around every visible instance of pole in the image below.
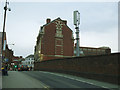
[1,0,8,63]
[76,26,80,56]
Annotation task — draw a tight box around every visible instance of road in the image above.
[2,71,119,89]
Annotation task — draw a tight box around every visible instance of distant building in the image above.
[74,46,111,56]
[4,45,13,64]
[11,56,23,70]
[0,32,7,56]
[0,32,14,64]
[34,18,74,62]
[21,54,34,68]
[0,33,2,55]
[12,56,23,63]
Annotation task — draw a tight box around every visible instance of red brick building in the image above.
[74,45,111,56]
[4,45,13,64]
[0,32,7,55]
[34,18,74,62]
[12,56,23,65]
[0,32,13,64]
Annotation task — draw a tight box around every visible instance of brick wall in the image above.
[34,53,120,84]
[42,23,56,55]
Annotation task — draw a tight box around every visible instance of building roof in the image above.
[41,17,73,32]
[25,54,34,58]
[99,46,110,49]
[75,46,111,50]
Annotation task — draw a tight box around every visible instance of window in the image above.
[56,30,63,37]
[83,48,87,51]
[88,49,91,51]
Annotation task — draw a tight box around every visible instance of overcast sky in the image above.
[0,0,119,57]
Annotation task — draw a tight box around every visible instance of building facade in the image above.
[4,45,13,64]
[21,55,34,69]
[0,33,2,55]
[0,32,6,56]
[74,46,111,56]
[11,56,23,70]
[34,18,74,62]
[0,32,13,64]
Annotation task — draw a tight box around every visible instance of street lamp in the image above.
[8,44,15,46]
[1,0,11,63]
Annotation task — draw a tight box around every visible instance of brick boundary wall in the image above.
[34,53,120,85]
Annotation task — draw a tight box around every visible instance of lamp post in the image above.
[1,0,11,63]
[8,44,15,46]
[73,10,80,57]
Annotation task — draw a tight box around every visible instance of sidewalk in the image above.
[2,71,48,88]
[0,75,2,89]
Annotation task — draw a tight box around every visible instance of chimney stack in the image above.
[46,18,51,24]
[63,20,67,25]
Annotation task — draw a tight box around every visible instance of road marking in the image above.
[38,80,50,89]
[40,71,110,89]
[39,81,50,89]
[44,86,51,90]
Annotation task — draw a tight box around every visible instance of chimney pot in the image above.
[46,18,51,24]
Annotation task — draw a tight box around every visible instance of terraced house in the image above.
[34,18,74,62]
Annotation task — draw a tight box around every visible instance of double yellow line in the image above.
[44,86,50,90]
[38,80,51,89]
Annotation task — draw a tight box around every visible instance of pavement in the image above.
[0,75,1,89]
[2,71,120,89]
[2,71,49,88]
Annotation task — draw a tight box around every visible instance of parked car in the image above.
[18,65,29,71]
